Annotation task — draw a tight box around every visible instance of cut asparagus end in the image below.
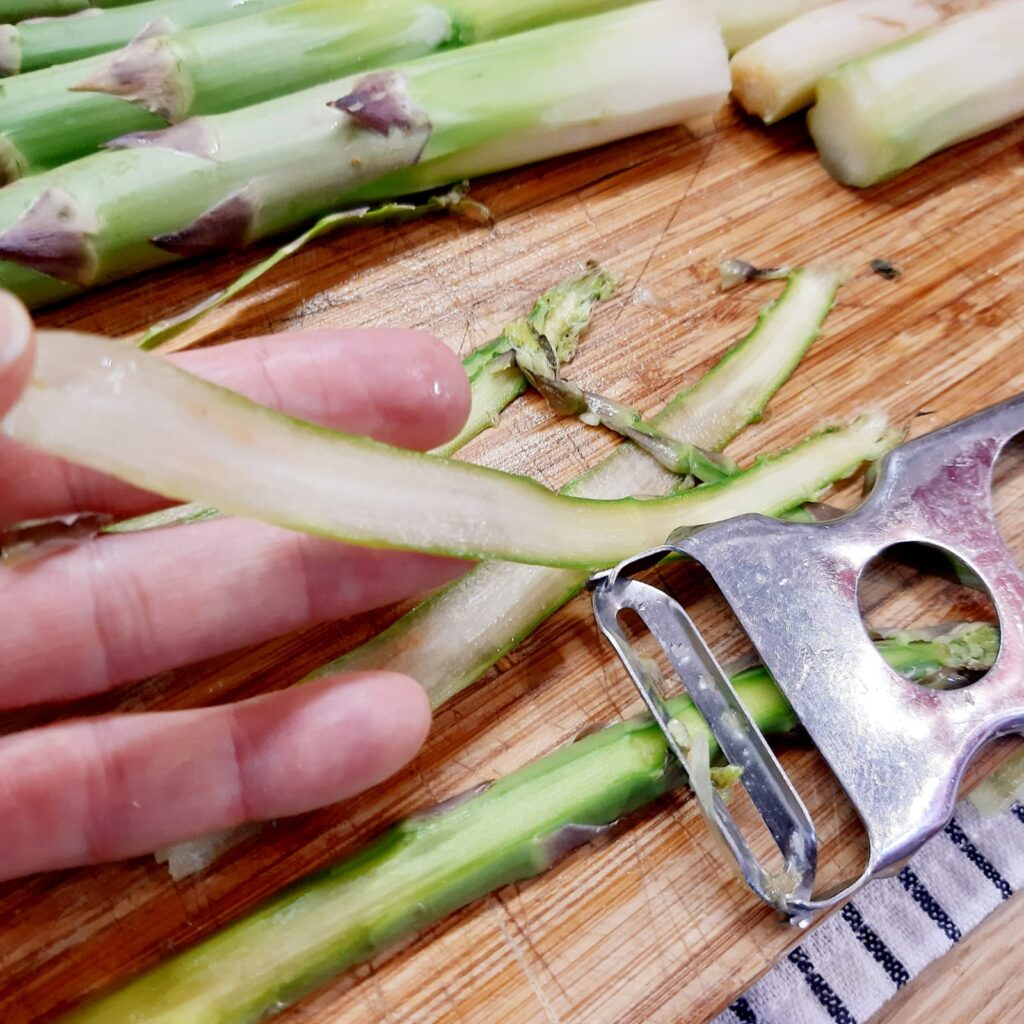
[808,1,1024,187]
[730,0,939,124]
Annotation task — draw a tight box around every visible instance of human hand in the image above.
[0,292,471,882]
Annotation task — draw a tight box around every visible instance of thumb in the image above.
[0,290,34,420]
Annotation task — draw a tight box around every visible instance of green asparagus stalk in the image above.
[0,0,295,74]
[62,624,997,1024]
[807,0,1024,187]
[2,0,637,175]
[699,0,836,52]
[0,0,730,306]
[730,0,938,124]
[3,320,896,568]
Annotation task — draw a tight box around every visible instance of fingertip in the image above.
[0,290,35,417]
[234,671,432,819]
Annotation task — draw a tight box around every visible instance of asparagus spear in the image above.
[700,0,836,52]
[808,0,1024,187]
[0,0,294,74]
[1,0,636,172]
[62,624,997,1024]
[0,0,730,305]
[730,0,938,124]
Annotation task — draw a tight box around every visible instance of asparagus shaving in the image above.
[0,0,731,307]
[807,1,1024,187]
[729,0,939,124]
[719,258,792,291]
[970,748,1024,818]
[0,511,110,565]
[64,627,996,1024]
[135,185,488,351]
[2,322,897,568]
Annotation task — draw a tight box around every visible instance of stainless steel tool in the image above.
[590,395,1024,927]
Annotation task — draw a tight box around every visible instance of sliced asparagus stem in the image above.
[699,0,836,52]
[315,266,850,706]
[2,322,896,568]
[0,0,730,306]
[1,0,295,74]
[730,0,939,124]
[808,0,1024,187]
[63,626,997,1024]
[3,0,636,176]
[135,185,489,351]
[106,263,620,535]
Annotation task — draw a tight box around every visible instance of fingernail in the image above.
[0,291,31,371]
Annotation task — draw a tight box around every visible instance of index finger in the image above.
[0,291,34,420]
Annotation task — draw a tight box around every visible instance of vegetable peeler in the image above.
[589,395,1024,927]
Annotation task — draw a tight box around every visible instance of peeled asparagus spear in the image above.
[1,0,635,172]
[0,0,730,306]
[0,0,295,74]
[730,0,938,124]
[62,623,997,1024]
[808,0,1024,187]
[700,0,835,52]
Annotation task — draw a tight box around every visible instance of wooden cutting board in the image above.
[3,42,1024,1024]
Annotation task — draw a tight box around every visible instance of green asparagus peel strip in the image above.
[808,0,1024,188]
[0,0,730,307]
[0,0,140,20]
[699,0,836,53]
[134,185,489,351]
[2,0,637,177]
[3,321,895,568]
[730,0,938,124]
[0,0,294,74]
[105,264,620,536]
[63,626,997,1024]
[312,265,850,705]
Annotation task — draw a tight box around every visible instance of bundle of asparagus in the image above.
[0,0,731,308]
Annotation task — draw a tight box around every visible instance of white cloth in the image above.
[713,799,1024,1024]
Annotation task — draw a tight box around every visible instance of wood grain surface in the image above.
[3,32,1024,1024]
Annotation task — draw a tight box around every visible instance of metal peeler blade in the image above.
[590,394,1024,925]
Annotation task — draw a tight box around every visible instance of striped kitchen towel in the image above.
[713,798,1024,1024]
